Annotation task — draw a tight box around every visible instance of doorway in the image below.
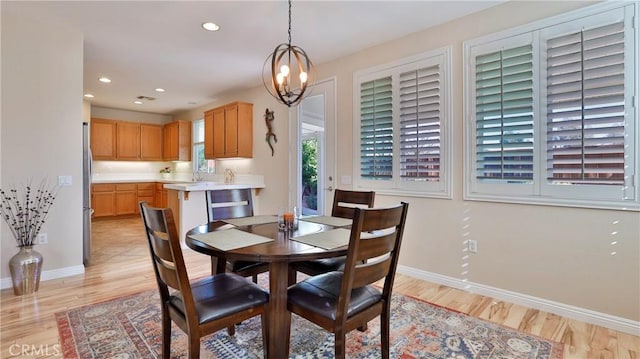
[290,78,336,216]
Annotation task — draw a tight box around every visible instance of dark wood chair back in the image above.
[331,189,375,219]
[206,188,254,222]
[290,189,376,280]
[204,188,268,283]
[140,202,268,358]
[140,201,190,301]
[287,202,409,359]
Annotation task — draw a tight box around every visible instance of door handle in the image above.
[326,186,333,192]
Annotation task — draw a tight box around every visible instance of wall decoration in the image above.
[264,108,277,156]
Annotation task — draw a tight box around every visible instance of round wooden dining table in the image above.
[185,218,349,359]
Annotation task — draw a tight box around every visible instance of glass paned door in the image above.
[291,79,336,216]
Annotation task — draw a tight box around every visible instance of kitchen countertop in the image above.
[92,179,183,184]
[92,178,265,192]
[163,182,264,191]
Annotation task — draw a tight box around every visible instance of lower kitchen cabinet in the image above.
[92,184,116,218]
[137,182,155,212]
[92,182,161,218]
[115,184,137,215]
[155,182,168,208]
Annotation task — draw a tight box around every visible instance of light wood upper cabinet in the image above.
[140,124,163,160]
[163,120,191,161]
[90,118,117,160]
[116,122,140,160]
[212,107,226,158]
[204,109,215,159]
[91,118,165,161]
[204,101,253,159]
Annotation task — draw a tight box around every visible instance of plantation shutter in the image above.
[475,45,534,181]
[545,21,625,185]
[360,76,393,179]
[399,65,441,182]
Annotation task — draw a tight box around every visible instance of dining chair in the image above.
[292,189,375,278]
[205,188,270,283]
[139,202,269,359]
[286,202,409,359]
[331,189,376,219]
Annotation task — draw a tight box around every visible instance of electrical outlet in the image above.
[37,233,48,244]
[468,239,478,253]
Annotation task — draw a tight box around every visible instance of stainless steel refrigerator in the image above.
[82,122,93,265]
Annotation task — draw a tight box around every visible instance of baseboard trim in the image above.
[397,265,640,336]
[0,265,85,290]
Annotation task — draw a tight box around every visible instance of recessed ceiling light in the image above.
[84,93,95,98]
[134,100,143,105]
[201,22,220,31]
[98,77,111,83]
[155,88,165,93]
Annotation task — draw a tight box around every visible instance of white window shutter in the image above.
[545,21,626,185]
[475,44,534,182]
[399,65,441,182]
[360,77,393,180]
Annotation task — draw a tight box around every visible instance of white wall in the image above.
[1,9,84,279]
[320,0,639,324]
[175,1,640,325]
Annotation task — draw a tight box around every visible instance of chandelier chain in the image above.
[287,0,292,46]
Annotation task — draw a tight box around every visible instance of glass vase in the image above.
[9,246,43,295]
[277,206,299,232]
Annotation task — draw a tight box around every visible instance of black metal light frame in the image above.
[263,0,313,107]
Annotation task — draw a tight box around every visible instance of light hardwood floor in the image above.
[1,216,638,358]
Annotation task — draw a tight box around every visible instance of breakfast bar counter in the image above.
[164,181,266,243]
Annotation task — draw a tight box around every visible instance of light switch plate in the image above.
[58,175,72,186]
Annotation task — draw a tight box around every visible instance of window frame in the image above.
[463,1,639,211]
[354,47,453,199]
[192,119,215,174]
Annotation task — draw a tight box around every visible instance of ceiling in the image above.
[4,1,504,115]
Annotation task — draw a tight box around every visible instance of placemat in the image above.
[189,228,274,251]
[291,228,351,249]
[222,215,278,227]
[299,215,352,227]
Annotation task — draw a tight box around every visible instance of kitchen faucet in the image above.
[192,171,204,182]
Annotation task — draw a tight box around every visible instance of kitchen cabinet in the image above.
[137,182,155,213]
[140,124,163,160]
[204,101,253,159]
[115,183,137,215]
[204,109,215,159]
[116,122,140,160]
[93,182,163,218]
[90,119,117,160]
[163,120,191,161]
[91,118,165,161]
[155,183,168,208]
[91,184,116,217]
[211,107,226,158]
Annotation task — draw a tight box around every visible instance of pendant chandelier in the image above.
[263,0,313,107]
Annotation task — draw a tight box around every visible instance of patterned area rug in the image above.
[56,287,563,359]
